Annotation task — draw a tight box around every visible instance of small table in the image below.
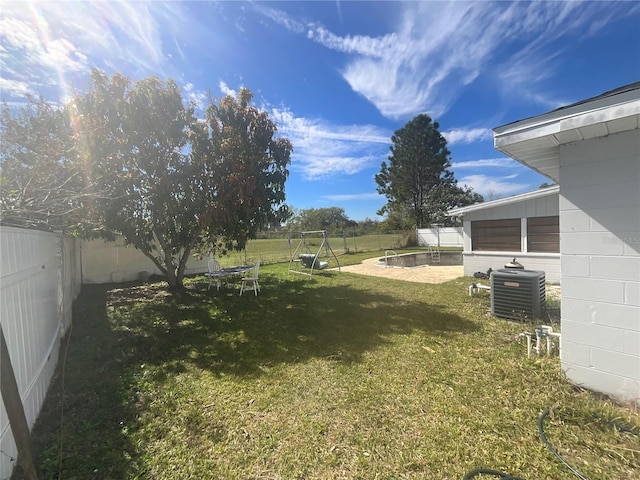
[206,265,254,291]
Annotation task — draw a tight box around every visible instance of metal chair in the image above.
[239,260,261,296]
[206,258,222,290]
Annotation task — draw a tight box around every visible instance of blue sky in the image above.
[2,1,639,221]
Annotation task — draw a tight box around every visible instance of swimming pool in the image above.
[379,251,462,268]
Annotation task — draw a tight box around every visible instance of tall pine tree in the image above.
[376,114,481,228]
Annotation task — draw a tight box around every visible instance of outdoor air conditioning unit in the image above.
[490,269,546,319]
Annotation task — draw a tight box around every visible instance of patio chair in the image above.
[206,258,222,290]
[239,260,261,296]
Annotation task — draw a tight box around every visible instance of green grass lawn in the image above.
[23,261,639,479]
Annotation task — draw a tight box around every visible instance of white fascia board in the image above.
[494,100,640,153]
[448,185,559,217]
[494,89,640,141]
[493,90,640,184]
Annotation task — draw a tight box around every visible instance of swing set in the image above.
[288,230,341,276]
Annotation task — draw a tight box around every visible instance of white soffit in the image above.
[494,86,640,183]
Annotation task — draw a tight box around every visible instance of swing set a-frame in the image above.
[288,230,341,276]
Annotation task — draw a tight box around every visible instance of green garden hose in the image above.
[464,407,639,480]
[537,408,588,480]
[463,468,526,479]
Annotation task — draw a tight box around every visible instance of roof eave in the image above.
[493,86,640,183]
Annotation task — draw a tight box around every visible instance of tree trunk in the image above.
[138,243,182,290]
[152,227,183,290]
[175,228,201,288]
[164,250,181,290]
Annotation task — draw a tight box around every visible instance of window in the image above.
[471,219,521,251]
[527,216,559,253]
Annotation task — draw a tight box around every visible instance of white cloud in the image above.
[458,174,530,198]
[0,1,190,101]
[271,108,390,145]
[0,18,41,52]
[451,158,523,170]
[442,128,492,145]
[270,107,390,180]
[254,4,306,34]
[0,78,36,98]
[309,26,398,59]
[219,81,237,97]
[322,193,381,201]
[41,38,88,72]
[0,14,88,97]
[299,155,376,179]
[182,83,208,110]
[261,2,633,120]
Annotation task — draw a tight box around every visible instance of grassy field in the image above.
[218,232,418,267]
[20,261,639,479]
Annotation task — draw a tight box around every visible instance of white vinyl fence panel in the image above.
[81,237,210,284]
[60,236,81,335]
[417,227,463,247]
[0,227,81,479]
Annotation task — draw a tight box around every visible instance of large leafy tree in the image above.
[71,70,291,289]
[375,114,481,228]
[192,88,292,252]
[0,98,91,231]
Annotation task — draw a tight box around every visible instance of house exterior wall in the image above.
[459,193,561,282]
[559,129,640,403]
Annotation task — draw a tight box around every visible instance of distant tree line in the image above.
[282,207,389,235]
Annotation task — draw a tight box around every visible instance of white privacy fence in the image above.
[0,227,81,480]
[0,228,211,477]
[81,237,210,284]
[416,227,463,247]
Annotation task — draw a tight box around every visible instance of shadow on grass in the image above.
[104,273,477,375]
[25,272,478,479]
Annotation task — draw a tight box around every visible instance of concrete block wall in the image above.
[462,252,560,283]
[559,129,640,403]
